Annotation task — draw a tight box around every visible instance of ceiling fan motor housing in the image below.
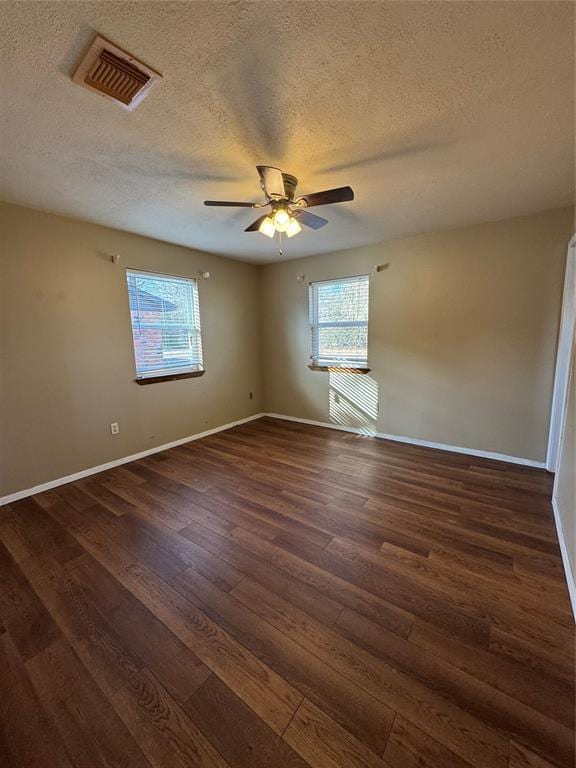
[282,173,298,201]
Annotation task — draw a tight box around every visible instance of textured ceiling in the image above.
[1,1,574,263]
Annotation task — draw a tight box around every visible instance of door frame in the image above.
[547,235,576,472]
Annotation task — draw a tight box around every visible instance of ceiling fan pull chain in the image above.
[278,230,283,257]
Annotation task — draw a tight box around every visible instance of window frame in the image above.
[125,268,204,384]
[308,274,370,371]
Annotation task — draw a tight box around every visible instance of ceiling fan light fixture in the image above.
[286,217,302,238]
[272,208,291,232]
[258,216,276,237]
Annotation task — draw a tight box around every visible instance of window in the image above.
[126,270,203,381]
[309,275,369,368]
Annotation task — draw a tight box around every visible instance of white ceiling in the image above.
[1,1,574,263]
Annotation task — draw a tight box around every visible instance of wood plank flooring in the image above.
[0,416,574,768]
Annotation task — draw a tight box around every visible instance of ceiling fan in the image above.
[204,166,354,247]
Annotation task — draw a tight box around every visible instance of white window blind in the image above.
[126,270,203,379]
[309,275,369,367]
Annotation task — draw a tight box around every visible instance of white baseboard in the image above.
[263,413,547,469]
[551,496,576,621]
[0,413,265,507]
[1,409,546,503]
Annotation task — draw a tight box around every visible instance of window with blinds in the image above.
[126,270,203,380]
[309,275,369,368]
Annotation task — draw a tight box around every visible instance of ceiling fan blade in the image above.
[204,200,256,207]
[294,209,328,230]
[244,214,269,232]
[297,186,354,208]
[257,166,285,198]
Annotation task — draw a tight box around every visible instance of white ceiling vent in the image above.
[72,34,162,111]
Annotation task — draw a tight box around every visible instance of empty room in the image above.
[0,1,575,767]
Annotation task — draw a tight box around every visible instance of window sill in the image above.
[135,370,205,385]
[308,365,371,374]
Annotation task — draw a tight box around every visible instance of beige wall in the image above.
[554,346,575,606]
[0,202,263,497]
[1,203,573,498]
[261,207,574,462]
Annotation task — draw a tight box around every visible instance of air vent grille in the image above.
[72,34,161,111]
[86,49,151,104]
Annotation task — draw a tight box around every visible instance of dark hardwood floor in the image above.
[0,416,574,768]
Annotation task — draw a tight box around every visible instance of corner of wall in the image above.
[257,262,269,412]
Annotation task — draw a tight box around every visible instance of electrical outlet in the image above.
[110,422,119,435]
